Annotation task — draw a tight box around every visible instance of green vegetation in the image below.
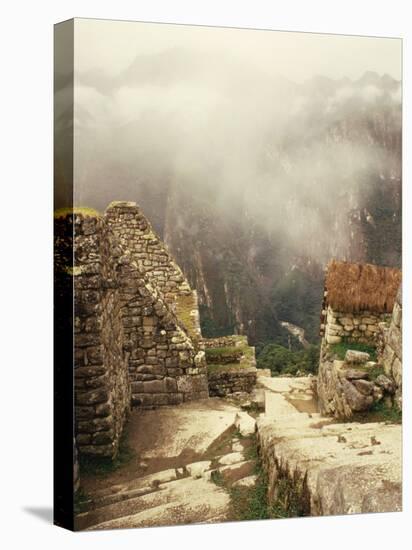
[54,206,101,219]
[330,340,377,361]
[199,305,236,338]
[350,400,402,424]
[228,437,307,521]
[79,427,135,477]
[255,331,301,356]
[207,362,250,374]
[175,294,198,342]
[353,364,385,381]
[270,268,324,343]
[210,470,225,487]
[257,343,320,376]
[205,344,253,362]
[230,469,270,521]
[205,346,243,361]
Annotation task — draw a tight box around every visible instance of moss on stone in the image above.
[54,206,101,219]
[207,362,251,374]
[175,293,198,341]
[330,340,377,361]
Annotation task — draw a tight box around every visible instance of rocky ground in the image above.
[76,398,258,530]
[257,376,402,516]
[76,375,401,530]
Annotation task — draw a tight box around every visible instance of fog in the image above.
[66,19,401,263]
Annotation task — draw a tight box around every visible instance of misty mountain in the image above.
[59,50,401,345]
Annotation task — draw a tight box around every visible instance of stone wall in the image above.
[203,335,248,349]
[105,201,208,406]
[322,305,389,345]
[105,201,203,348]
[316,344,394,419]
[55,204,211,459]
[117,252,208,408]
[208,367,257,397]
[204,334,257,396]
[381,287,402,409]
[70,212,131,459]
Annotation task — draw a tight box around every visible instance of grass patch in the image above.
[230,471,270,521]
[211,470,225,487]
[226,436,307,521]
[244,436,259,461]
[269,477,306,519]
[206,346,244,361]
[207,362,252,374]
[353,364,385,381]
[350,400,402,424]
[54,206,101,219]
[330,340,377,362]
[79,427,135,477]
[229,463,307,521]
[257,343,320,376]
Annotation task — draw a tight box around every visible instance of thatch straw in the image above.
[325,260,401,313]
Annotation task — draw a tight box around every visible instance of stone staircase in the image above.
[76,399,258,530]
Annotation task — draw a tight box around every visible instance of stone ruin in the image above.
[320,260,401,345]
[317,260,402,419]
[54,201,257,460]
[205,336,257,397]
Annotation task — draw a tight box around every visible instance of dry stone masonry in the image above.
[317,260,402,420]
[320,260,401,345]
[380,286,402,409]
[317,346,396,419]
[55,211,131,459]
[55,202,258,460]
[322,307,390,345]
[204,336,257,397]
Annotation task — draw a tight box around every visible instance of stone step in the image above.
[79,476,230,531]
[86,468,180,507]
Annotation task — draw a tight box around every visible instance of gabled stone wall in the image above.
[105,202,204,349]
[55,203,210,459]
[117,252,208,407]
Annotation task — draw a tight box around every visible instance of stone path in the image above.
[257,376,402,516]
[76,376,402,530]
[76,398,258,530]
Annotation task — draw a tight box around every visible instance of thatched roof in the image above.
[324,260,401,314]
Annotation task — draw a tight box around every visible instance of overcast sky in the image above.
[74,18,401,82]
[66,17,402,268]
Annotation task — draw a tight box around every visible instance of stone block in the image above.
[143,379,166,393]
[167,393,184,405]
[92,430,115,445]
[392,358,402,388]
[326,334,342,344]
[95,402,111,417]
[392,303,402,328]
[345,349,370,363]
[152,394,170,406]
[77,416,113,433]
[352,379,374,396]
[341,379,373,412]
[76,388,109,406]
[164,377,178,392]
[131,381,144,393]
